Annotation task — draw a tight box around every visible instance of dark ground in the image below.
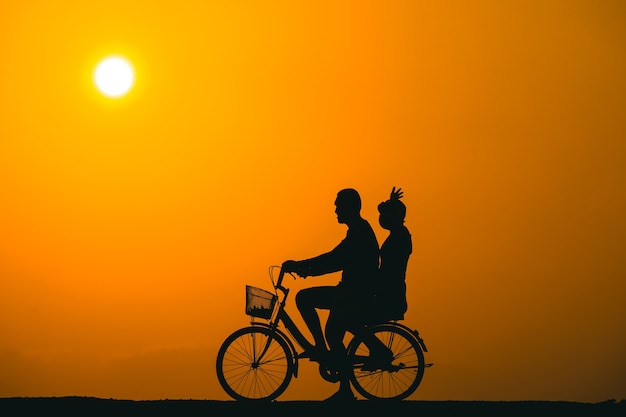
[1,397,624,416]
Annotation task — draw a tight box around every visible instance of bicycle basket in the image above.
[245,285,277,320]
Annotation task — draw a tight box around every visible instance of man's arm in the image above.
[284,239,347,277]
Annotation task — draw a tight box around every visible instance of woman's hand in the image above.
[390,186,403,201]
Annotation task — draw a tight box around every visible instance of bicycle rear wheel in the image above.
[347,323,425,400]
[216,326,294,401]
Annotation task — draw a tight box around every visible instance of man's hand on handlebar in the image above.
[282,260,308,278]
[282,260,297,272]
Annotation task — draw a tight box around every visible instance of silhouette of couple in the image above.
[282,187,412,401]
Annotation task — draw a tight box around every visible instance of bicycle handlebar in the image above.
[274,266,289,296]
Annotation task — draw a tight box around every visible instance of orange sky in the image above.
[1,0,625,402]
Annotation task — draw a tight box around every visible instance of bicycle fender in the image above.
[250,323,300,378]
[374,322,429,353]
[395,322,429,353]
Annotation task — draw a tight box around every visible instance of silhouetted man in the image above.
[283,188,379,401]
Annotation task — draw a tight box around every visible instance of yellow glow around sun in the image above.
[94,56,135,97]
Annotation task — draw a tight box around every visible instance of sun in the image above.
[94,56,135,98]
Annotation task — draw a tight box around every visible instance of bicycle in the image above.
[216,265,431,401]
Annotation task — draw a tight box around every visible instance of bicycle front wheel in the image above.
[216,326,294,401]
[348,323,425,400]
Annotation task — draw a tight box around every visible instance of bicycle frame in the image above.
[217,265,431,400]
[274,269,316,345]
[249,268,315,375]
[250,266,430,376]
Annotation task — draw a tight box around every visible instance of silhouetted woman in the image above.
[376,186,412,321]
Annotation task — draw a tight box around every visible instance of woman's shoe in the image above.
[361,346,394,371]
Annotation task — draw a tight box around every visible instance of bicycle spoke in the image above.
[348,324,425,400]
[217,327,293,401]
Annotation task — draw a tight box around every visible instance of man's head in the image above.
[334,188,362,224]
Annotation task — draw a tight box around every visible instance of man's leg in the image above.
[325,310,348,354]
[324,309,355,400]
[296,286,335,350]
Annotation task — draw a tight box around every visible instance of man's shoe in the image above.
[324,389,356,402]
[298,347,329,362]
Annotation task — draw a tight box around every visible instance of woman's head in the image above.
[378,198,406,230]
